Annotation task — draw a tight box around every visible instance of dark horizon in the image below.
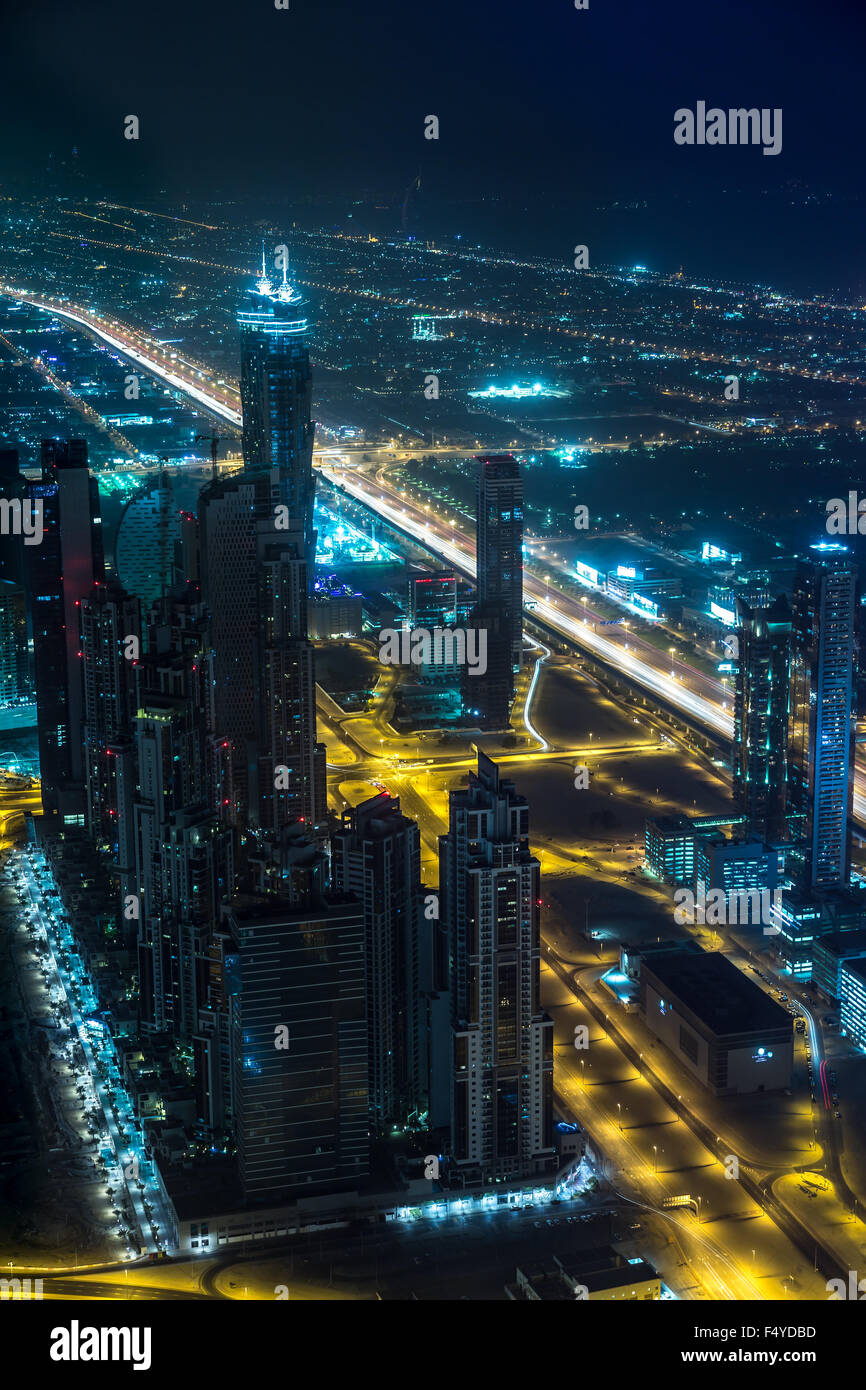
[3,0,866,293]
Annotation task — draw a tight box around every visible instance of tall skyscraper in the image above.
[463,598,514,731]
[788,546,858,891]
[0,580,29,711]
[732,595,791,843]
[331,792,430,1130]
[193,929,235,1134]
[80,580,141,855]
[238,258,316,579]
[225,847,369,1202]
[439,752,555,1185]
[26,439,104,820]
[475,454,524,674]
[127,591,233,1034]
[199,264,326,869]
[199,472,326,863]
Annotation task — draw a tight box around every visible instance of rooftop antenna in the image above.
[258,241,272,293]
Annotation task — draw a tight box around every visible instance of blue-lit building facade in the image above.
[199,265,326,854]
[26,439,104,822]
[840,957,866,1051]
[732,595,791,844]
[787,546,858,894]
[237,263,316,580]
[812,930,866,1003]
[644,815,696,885]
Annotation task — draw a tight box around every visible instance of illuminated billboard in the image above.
[710,600,736,626]
[701,542,742,565]
[575,561,601,585]
[632,592,659,617]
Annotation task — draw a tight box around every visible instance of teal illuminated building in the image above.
[644,815,696,885]
[237,256,316,579]
[840,958,866,1051]
[732,595,791,843]
[787,547,858,892]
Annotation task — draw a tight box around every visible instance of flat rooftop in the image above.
[642,950,791,1036]
[646,815,693,836]
[841,957,866,987]
[815,930,866,961]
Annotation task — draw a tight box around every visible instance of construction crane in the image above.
[194,433,222,480]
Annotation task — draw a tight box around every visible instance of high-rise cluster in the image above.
[470,454,524,729]
[20,263,553,1224]
[729,543,860,964]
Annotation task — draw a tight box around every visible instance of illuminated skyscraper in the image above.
[410,573,458,683]
[332,792,432,1130]
[200,263,326,865]
[732,595,791,842]
[127,591,233,1035]
[463,598,513,730]
[238,256,316,578]
[226,865,369,1202]
[439,752,555,1185]
[476,454,523,674]
[0,580,29,710]
[788,546,858,891]
[26,440,104,821]
[199,473,326,861]
[80,580,140,855]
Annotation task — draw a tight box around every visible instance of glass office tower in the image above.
[788,545,858,891]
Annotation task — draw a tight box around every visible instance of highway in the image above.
[10,844,173,1257]
[11,289,866,826]
[320,463,866,828]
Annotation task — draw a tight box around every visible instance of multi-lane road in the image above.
[8,844,173,1259]
[14,287,866,823]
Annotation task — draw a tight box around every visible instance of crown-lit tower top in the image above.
[239,250,309,337]
[236,248,316,575]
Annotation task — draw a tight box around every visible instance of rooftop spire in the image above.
[257,241,272,293]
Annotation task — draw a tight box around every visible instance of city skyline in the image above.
[2,0,866,1352]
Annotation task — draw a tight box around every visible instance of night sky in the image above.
[4,0,866,288]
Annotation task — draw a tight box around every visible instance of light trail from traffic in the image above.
[11,289,866,824]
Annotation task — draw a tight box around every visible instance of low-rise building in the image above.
[505,1248,661,1301]
[645,815,696,886]
[640,950,792,1095]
